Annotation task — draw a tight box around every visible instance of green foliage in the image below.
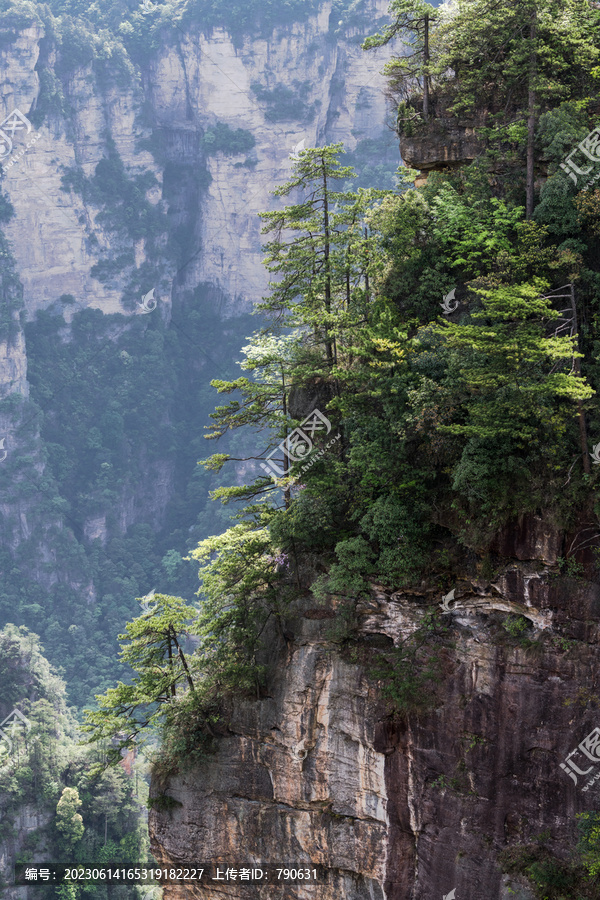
[502,615,530,638]
[251,82,318,123]
[537,102,591,169]
[439,0,600,124]
[500,840,597,899]
[431,184,524,276]
[1,291,256,707]
[360,492,433,584]
[314,536,374,601]
[84,524,294,779]
[372,646,439,718]
[6,0,600,834]
[56,787,85,847]
[186,117,600,785]
[363,0,440,111]
[363,0,438,50]
[189,522,285,694]
[557,556,586,577]
[368,612,445,718]
[15,0,327,40]
[578,812,600,879]
[61,138,168,287]
[430,773,462,792]
[202,122,256,156]
[0,626,148,893]
[183,0,319,35]
[83,593,203,763]
[56,883,79,900]
[410,279,594,540]
[161,549,182,579]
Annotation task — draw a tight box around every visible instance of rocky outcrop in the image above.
[150,612,389,900]
[0,804,53,900]
[397,95,484,185]
[0,329,28,402]
[149,521,600,899]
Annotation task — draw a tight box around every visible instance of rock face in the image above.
[170,16,395,306]
[1,2,395,316]
[149,519,600,899]
[150,627,389,900]
[0,1,398,596]
[397,95,484,185]
[0,803,53,900]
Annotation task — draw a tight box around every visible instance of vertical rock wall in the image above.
[149,525,600,899]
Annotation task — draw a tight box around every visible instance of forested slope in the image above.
[0,0,397,706]
[134,1,600,897]
[0,0,401,893]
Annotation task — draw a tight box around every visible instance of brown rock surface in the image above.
[149,523,600,899]
[397,94,485,180]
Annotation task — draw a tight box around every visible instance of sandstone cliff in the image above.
[0,0,398,606]
[149,519,600,899]
[1,2,394,316]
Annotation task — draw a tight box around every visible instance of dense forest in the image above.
[3,0,600,897]
[0,0,400,894]
[0,0,400,709]
[92,0,600,892]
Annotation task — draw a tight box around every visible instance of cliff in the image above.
[149,518,600,899]
[1,2,394,315]
[0,0,399,703]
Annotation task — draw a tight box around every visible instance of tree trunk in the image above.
[364,226,370,307]
[322,161,335,368]
[282,367,290,509]
[167,634,176,697]
[570,283,591,474]
[423,14,430,120]
[526,10,537,219]
[170,626,195,692]
[346,265,351,309]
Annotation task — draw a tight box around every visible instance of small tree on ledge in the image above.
[363,0,441,119]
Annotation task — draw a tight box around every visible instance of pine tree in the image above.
[203,332,301,508]
[258,143,357,370]
[422,280,594,531]
[83,594,201,764]
[438,0,600,216]
[204,148,380,501]
[363,0,440,118]
[55,787,84,848]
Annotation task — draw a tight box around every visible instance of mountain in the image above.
[0,0,399,706]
